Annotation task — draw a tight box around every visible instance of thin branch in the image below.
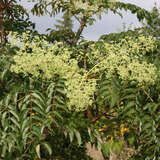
[84,55,87,70]
[91,110,115,124]
[73,15,81,23]
[141,87,154,102]
[87,105,93,121]
[73,18,86,45]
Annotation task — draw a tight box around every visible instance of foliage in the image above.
[142,5,160,39]
[1,1,160,160]
[0,0,35,45]
[31,0,152,45]
[99,28,146,43]
[3,1,35,32]
[47,10,75,44]
[10,32,158,111]
[100,5,160,43]
[55,11,73,31]
[7,30,160,159]
[9,32,96,111]
[0,45,93,159]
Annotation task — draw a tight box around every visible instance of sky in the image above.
[21,0,160,41]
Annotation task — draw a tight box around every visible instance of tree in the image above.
[99,27,146,42]
[143,4,160,38]
[47,10,75,44]
[0,0,12,45]
[7,28,160,159]
[0,1,160,159]
[55,11,73,31]
[0,0,35,46]
[31,0,152,45]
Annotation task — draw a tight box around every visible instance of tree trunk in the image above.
[0,11,5,45]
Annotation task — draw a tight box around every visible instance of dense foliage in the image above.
[0,0,160,160]
[31,0,152,45]
[0,0,35,45]
[4,30,160,159]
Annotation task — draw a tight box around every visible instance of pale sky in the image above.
[21,0,160,40]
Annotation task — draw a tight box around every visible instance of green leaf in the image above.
[54,95,64,104]
[101,143,110,157]
[55,103,68,112]
[142,122,152,130]
[13,92,19,105]
[56,87,66,95]
[21,118,30,132]
[31,92,45,104]
[64,131,68,138]
[42,142,52,156]
[2,112,8,128]
[10,117,20,129]
[45,104,52,113]
[32,106,45,116]
[22,126,30,139]
[125,101,135,108]
[111,93,119,108]
[31,99,44,111]
[1,144,7,157]
[4,94,11,106]
[114,141,123,154]
[32,126,42,138]
[128,136,135,145]
[69,130,74,142]
[20,109,28,120]
[36,144,41,159]
[0,69,8,82]
[74,130,82,146]
[52,111,63,120]
[9,110,20,121]
[23,95,31,103]
[47,83,55,96]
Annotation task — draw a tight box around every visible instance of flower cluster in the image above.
[87,35,157,85]
[10,32,158,111]
[10,32,96,111]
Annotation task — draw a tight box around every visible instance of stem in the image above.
[0,11,5,45]
[84,55,87,70]
[91,110,113,124]
[141,87,154,102]
[0,0,13,45]
[87,106,93,121]
[73,19,86,45]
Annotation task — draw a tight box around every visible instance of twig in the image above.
[141,87,154,102]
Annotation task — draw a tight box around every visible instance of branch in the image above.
[141,87,154,102]
[91,111,115,124]
[0,0,13,45]
[87,105,93,121]
[73,18,86,45]
[73,15,81,23]
[0,0,13,12]
[0,12,5,45]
